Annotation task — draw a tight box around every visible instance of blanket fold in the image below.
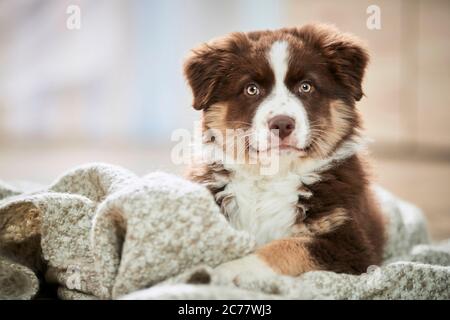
[0,163,449,300]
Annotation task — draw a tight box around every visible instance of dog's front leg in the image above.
[214,236,319,284]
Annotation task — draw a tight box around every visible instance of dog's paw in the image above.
[214,254,277,286]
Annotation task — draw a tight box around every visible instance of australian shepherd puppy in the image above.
[184,24,385,281]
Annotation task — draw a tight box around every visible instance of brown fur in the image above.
[257,236,320,275]
[256,156,386,275]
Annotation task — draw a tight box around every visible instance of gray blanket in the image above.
[0,163,449,300]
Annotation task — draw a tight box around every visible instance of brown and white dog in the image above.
[184,24,385,282]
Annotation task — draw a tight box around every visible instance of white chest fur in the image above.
[219,169,303,246]
[206,134,365,246]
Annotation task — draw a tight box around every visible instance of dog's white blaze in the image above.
[252,41,310,150]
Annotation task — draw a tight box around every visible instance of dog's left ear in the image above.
[323,34,369,102]
[291,24,369,102]
[183,33,248,110]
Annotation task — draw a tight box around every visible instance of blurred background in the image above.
[0,0,449,239]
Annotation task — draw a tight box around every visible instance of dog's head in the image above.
[184,24,368,161]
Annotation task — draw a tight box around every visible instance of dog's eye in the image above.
[299,82,312,93]
[245,83,260,96]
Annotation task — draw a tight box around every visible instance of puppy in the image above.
[184,24,385,281]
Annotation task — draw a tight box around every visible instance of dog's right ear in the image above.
[183,34,247,110]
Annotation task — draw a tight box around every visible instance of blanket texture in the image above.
[0,163,449,300]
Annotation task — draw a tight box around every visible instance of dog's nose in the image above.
[268,115,296,140]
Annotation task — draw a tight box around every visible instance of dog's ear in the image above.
[323,35,369,101]
[183,33,248,110]
[294,24,369,102]
[183,45,221,110]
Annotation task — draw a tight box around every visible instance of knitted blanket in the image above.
[0,163,449,300]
